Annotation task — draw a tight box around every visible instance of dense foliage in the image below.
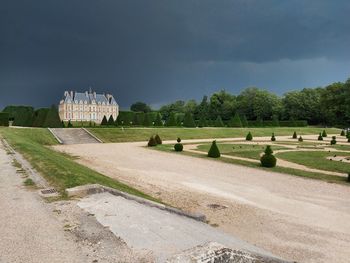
[154,134,162,144]
[42,105,63,128]
[0,112,9,126]
[157,78,350,127]
[246,131,253,141]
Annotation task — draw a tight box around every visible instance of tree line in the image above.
[130,78,350,127]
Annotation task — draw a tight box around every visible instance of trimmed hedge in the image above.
[147,136,157,147]
[246,132,253,141]
[318,133,323,140]
[330,136,337,145]
[0,112,9,126]
[208,140,220,158]
[155,134,162,144]
[247,120,307,127]
[260,145,277,168]
[2,105,34,127]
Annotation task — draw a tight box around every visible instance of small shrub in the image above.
[318,133,323,141]
[271,133,276,141]
[298,136,303,142]
[322,130,327,137]
[260,145,277,168]
[208,140,220,158]
[174,143,183,152]
[147,136,157,147]
[348,137,350,143]
[101,116,108,126]
[67,120,73,128]
[348,173,350,182]
[177,137,181,143]
[154,134,162,144]
[341,130,345,136]
[24,178,35,186]
[292,131,297,139]
[330,136,337,145]
[246,132,253,141]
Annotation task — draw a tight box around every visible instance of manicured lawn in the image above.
[196,143,288,160]
[88,127,341,143]
[0,127,159,201]
[276,151,350,174]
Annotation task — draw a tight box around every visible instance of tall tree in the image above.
[183,112,196,127]
[130,102,151,113]
[166,112,177,126]
[107,115,114,126]
[154,113,163,126]
[229,113,242,127]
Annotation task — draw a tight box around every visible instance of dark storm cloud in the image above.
[0,0,350,109]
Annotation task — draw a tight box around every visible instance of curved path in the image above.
[53,137,350,263]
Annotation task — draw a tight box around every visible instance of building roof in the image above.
[62,90,117,105]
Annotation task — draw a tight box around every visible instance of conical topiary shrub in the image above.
[298,136,303,142]
[101,116,108,126]
[215,116,224,127]
[271,133,276,141]
[348,173,350,182]
[174,137,183,152]
[348,137,350,143]
[318,133,323,141]
[154,113,163,126]
[292,131,297,139]
[229,113,242,127]
[198,115,207,128]
[147,136,157,147]
[246,131,253,141]
[67,120,73,128]
[260,145,277,168]
[322,130,327,137]
[183,112,196,127]
[341,130,345,136]
[208,140,220,158]
[155,134,162,145]
[330,136,337,145]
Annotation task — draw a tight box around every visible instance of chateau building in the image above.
[59,89,118,123]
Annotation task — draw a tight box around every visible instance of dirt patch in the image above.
[53,141,350,263]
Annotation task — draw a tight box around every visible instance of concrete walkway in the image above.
[0,142,87,263]
[78,192,282,263]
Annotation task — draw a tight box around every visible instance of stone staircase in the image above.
[50,128,101,145]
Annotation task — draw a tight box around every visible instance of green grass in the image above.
[196,143,288,160]
[88,127,341,143]
[0,127,159,202]
[23,178,35,186]
[276,151,350,174]
[152,144,350,185]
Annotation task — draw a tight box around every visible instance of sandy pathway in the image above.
[54,141,350,263]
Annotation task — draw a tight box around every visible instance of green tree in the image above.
[271,115,280,127]
[183,112,196,127]
[229,113,242,127]
[43,105,62,128]
[322,130,327,137]
[3,106,34,127]
[198,115,207,128]
[166,112,177,126]
[67,120,73,128]
[101,116,108,126]
[143,113,152,126]
[209,90,237,121]
[154,113,163,126]
[154,134,162,144]
[214,116,224,127]
[0,112,9,126]
[108,115,114,126]
[130,102,151,113]
[241,114,248,127]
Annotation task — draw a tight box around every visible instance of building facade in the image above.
[59,90,118,124]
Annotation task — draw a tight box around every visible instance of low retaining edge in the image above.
[66,184,206,222]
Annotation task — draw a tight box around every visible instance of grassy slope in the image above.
[154,144,349,185]
[89,127,341,143]
[276,151,350,173]
[0,127,159,201]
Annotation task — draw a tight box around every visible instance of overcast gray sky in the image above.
[1,0,350,109]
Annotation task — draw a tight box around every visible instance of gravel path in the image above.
[54,139,350,263]
[0,142,150,263]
